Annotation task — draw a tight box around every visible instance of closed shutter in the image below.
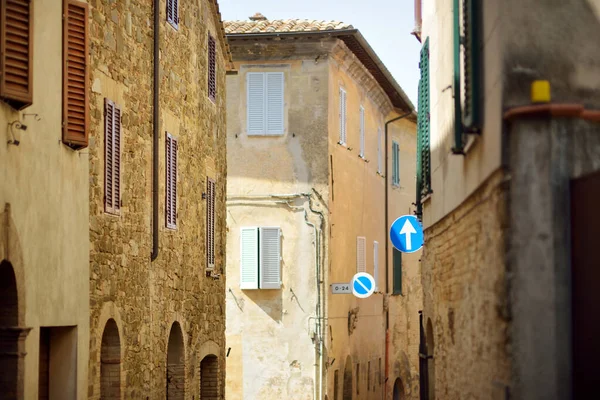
[240,227,259,289]
[339,87,346,144]
[208,34,216,101]
[206,178,216,268]
[377,128,383,173]
[417,38,431,217]
[266,72,284,135]
[62,0,89,149]
[104,99,121,215]
[392,141,400,186]
[461,0,482,131]
[373,241,379,290]
[247,72,265,135]
[0,0,33,110]
[260,227,281,289]
[359,106,365,157]
[393,248,402,294]
[356,236,366,273]
[166,0,179,29]
[165,133,177,229]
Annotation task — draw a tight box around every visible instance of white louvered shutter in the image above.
[240,227,259,289]
[373,241,379,290]
[339,88,347,144]
[266,73,284,135]
[260,227,281,289]
[357,236,366,273]
[377,127,383,173]
[359,106,365,157]
[247,73,265,135]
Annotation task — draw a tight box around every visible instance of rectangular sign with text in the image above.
[331,283,351,294]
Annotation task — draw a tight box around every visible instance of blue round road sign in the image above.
[352,272,376,299]
[390,215,424,253]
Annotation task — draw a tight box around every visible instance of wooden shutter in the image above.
[166,0,179,29]
[206,178,216,268]
[373,241,379,290]
[104,99,121,215]
[165,133,177,229]
[266,72,284,135]
[356,236,366,273]
[247,72,265,135]
[461,0,482,131]
[260,227,281,289]
[393,248,402,294]
[0,0,33,110]
[359,106,365,157]
[377,128,383,173]
[240,227,259,289]
[62,0,89,149]
[417,38,431,217]
[339,87,346,144]
[208,34,216,101]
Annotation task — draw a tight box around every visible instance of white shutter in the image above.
[377,127,383,173]
[359,106,365,157]
[259,227,281,289]
[339,87,347,144]
[247,73,265,135]
[357,236,366,273]
[373,241,379,290]
[266,72,284,135]
[240,227,259,289]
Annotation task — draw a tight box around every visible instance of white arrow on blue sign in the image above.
[390,215,424,253]
[352,272,376,299]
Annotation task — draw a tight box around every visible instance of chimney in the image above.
[249,12,267,21]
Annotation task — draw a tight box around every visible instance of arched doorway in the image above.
[393,378,405,400]
[101,319,121,399]
[342,356,353,400]
[200,354,218,399]
[426,319,435,400]
[167,322,185,399]
[0,260,19,397]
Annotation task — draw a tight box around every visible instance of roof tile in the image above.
[224,17,354,34]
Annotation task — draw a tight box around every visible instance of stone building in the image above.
[0,0,90,398]
[87,0,232,398]
[414,0,600,398]
[223,14,420,400]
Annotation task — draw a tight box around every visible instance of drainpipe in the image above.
[150,0,160,261]
[383,111,411,398]
[411,0,422,42]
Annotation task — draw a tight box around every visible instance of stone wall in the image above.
[420,169,511,399]
[88,0,228,398]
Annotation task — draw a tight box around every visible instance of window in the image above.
[416,38,431,217]
[373,241,379,290]
[247,72,284,135]
[165,133,178,229]
[359,106,365,157]
[104,99,122,215]
[339,87,347,145]
[240,227,281,289]
[356,363,360,395]
[392,141,400,186]
[367,361,371,392]
[0,0,33,110]
[356,236,366,273]
[393,248,402,294]
[62,0,89,149]
[206,178,216,268]
[166,0,179,29]
[377,127,383,174]
[208,34,216,101]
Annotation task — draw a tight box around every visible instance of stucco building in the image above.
[414,0,600,399]
[0,0,90,398]
[223,14,420,400]
[87,0,232,398]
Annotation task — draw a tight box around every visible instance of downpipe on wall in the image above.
[150,0,159,261]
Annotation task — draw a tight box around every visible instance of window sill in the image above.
[391,292,404,297]
[167,20,179,31]
[421,191,433,204]
[337,141,347,147]
[247,132,285,137]
[463,134,479,154]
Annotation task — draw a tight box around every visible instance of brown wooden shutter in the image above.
[104,99,121,215]
[0,0,33,110]
[62,0,89,149]
[166,133,177,229]
[208,34,216,101]
[166,0,179,29]
[206,178,216,268]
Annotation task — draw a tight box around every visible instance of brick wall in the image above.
[200,355,219,399]
[421,170,511,399]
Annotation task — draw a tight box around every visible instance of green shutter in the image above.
[393,248,402,294]
[462,0,482,131]
[416,38,431,217]
[392,141,399,186]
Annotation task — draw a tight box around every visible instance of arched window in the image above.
[0,260,19,397]
[393,378,405,400]
[343,356,353,400]
[100,319,121,399]
[167,322,185,399]
[200,354,218,399]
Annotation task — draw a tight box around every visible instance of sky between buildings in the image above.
[219,0,421,107]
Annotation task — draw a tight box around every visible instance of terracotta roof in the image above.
[224,17,354,34]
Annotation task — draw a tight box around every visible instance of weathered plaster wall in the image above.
[225,43,330,399]
[88,0,228,398]
[0,1,90,398]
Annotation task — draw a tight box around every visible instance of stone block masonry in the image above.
[87,0,229,398]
